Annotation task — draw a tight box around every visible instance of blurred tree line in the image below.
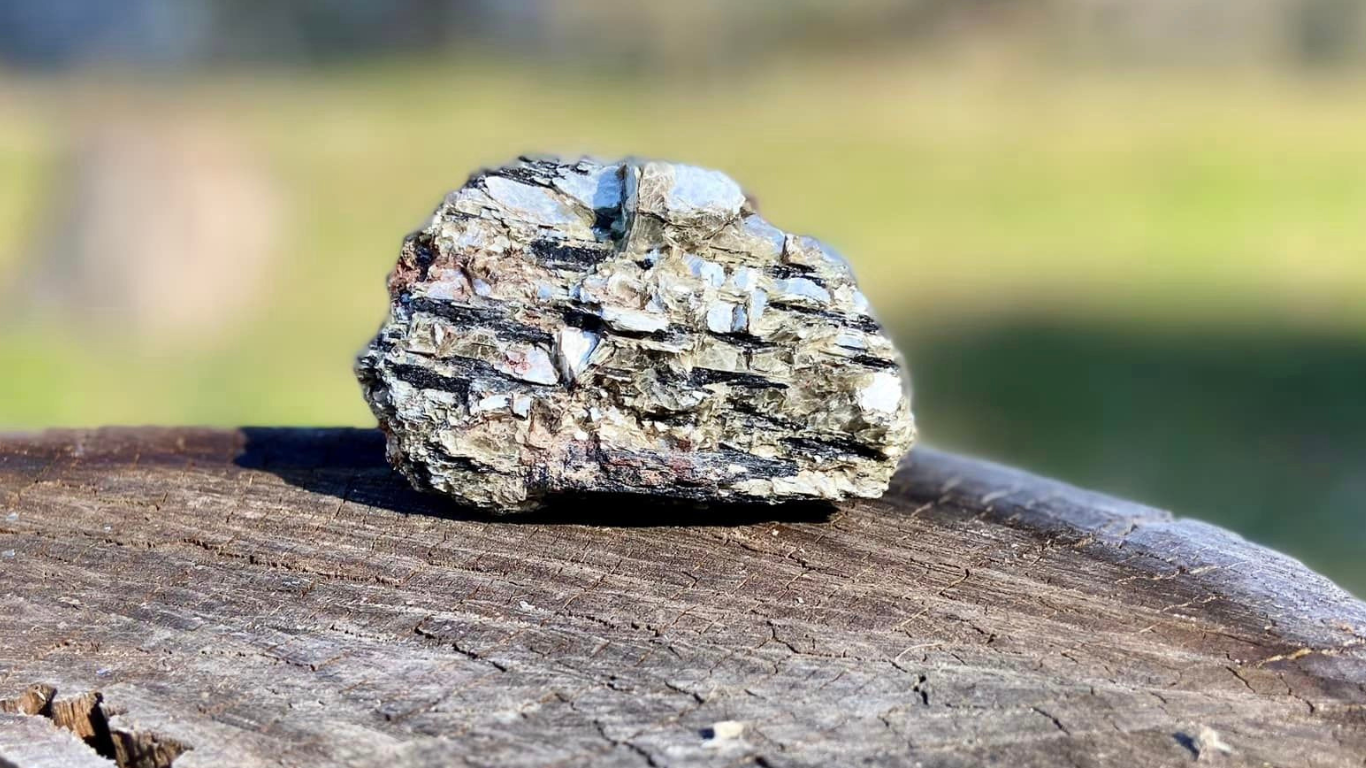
[1,0,1363,71]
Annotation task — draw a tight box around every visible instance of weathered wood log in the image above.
[1,427,1363,767]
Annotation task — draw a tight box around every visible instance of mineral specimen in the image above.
[356,156,916,511]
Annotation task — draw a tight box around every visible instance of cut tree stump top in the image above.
[1,428,1363,768]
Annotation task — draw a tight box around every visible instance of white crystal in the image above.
[706,301,739,334]
[857,372,904,415]
[556,327,600,383]
[774,277,831,305]
[484,176,585,228]
[601,306,670,333]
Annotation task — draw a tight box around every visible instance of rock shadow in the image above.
[233,426,835,527]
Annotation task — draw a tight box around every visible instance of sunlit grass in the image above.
[0,91,53,288]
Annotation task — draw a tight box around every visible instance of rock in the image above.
[356,156,916,511]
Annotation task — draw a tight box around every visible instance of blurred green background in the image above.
[1,1,1364,595]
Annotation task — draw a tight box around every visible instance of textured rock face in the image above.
[356,157,915,511]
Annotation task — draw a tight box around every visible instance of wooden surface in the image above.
[1,428,1363,768]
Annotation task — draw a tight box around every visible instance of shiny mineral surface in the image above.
[357,157,916,511]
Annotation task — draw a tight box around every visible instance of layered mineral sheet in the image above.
[357,157,915,511]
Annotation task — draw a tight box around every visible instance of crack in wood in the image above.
[0,684,190,768]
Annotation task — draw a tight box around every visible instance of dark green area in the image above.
[901,320,1366,597]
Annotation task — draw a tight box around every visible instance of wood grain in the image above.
[1,428,1363,767]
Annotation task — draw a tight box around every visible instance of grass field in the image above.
[1,56,1364,593]
[0,93,51,284]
